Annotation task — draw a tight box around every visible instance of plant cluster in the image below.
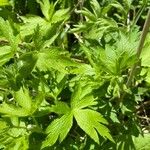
[0,0,150,149]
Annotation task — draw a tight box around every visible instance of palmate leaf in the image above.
[0,17,20,50]
[42,83,113,148]
[73,109,114,144]
[42,113,73,148]
[71,83,96,109]
[95,31,138,75]
[37,0,70,23]
[71,83,114,144]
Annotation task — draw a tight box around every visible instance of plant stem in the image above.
[120,9,150,102]
[126,9,150,87]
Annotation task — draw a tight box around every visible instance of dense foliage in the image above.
[0,0,150,149]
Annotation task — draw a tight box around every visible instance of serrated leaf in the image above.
[36,48,79,73]
[18,52,38,78]
[31,92,44,112]
[0,119,8,130]
[70,63,95,75]
[0,127,28,150]
[51,101,70,115]
[51,8,70,23]
[73,94,97,109]
[0,103,29,116]
[71,83,95,108]
[0,46,12,66]
[20,15,46,38]
[36,0,55,21]
[70,83,114,143]
[42,113,73,148]
[134,134,150,150]
[0,17,20,53]
[74,109,114,143]
[98,32,138,75]
[14,87,32,111]
[0,17,14,44]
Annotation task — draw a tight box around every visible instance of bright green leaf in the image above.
[0,0,9,6]
[74,109,114,143]
[42,113,73,148]
[14,87,32,111]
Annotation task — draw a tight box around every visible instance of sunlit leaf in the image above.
[42,113,73,148]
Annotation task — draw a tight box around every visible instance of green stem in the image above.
[120,9,150,102]
[131,2,147,30]
[127,9,150,87]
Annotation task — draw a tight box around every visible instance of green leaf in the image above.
[0,86,44,116]
[90,0,101,17]
[36,48,79,73]
[98,32,138,75]
[14,87,32,111]
[42,113,73,148]
[0,119,8,130]
[18,52,38,78]
[71,83,95,109]
[70,63,95,75]
[76,9,97,21]
[0,125,28,150]
[51,8,70,23]
[70,83,114,143]
[0,0,9,6]
[134,134,150,150]
[0,103,29,116]
[0,17,20,54]
[0,46,12,66]
[36,0,55,21]
[51,101,70,115]
[0,17,14,44]
[20,15,46,38]
[74,109,114,144]
[141,33,150,67]
[31,92,44,113]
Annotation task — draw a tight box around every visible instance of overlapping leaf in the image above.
[0,118,29,150]
[0,18,19,66]
[0,87,44,116]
